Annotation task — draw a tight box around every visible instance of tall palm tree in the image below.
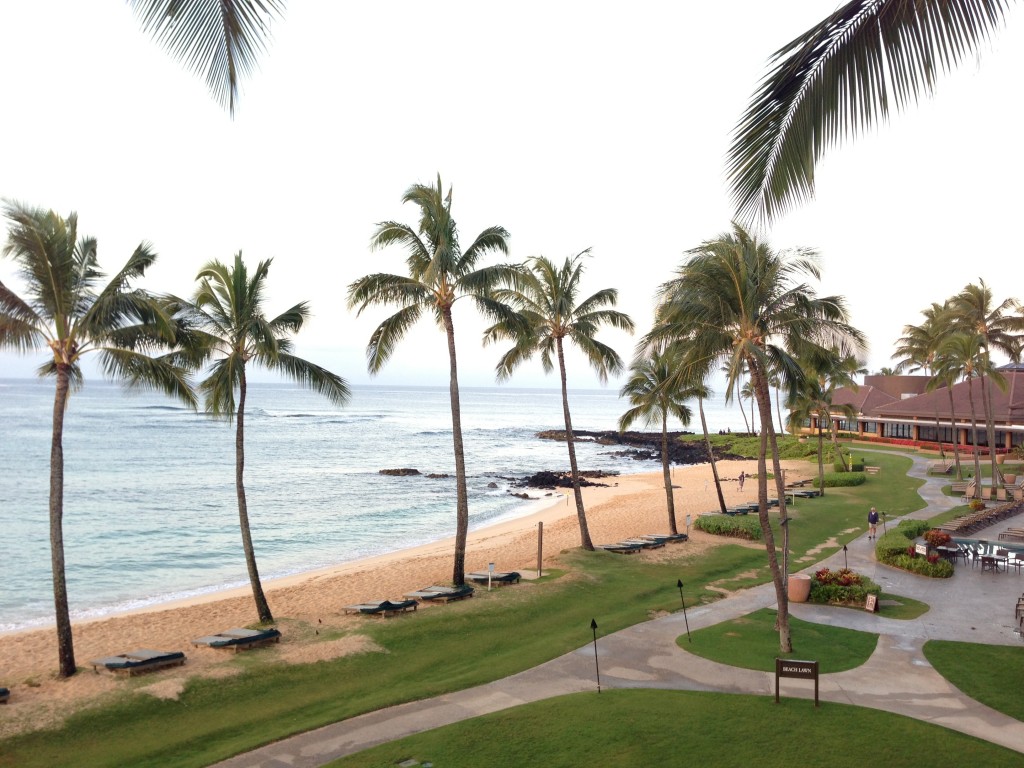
[894,301,959,474]
[128,0,285,116]
[728,0,1019,223]
[485,250,635,550]
[933,332,1003,484]
[619,343,695,534]
[0,203,195,677]
[787,377,830,493]
[950,280,1022,483]
[650,222,865,653]
[172,252,350,623]
[347,176,515,584]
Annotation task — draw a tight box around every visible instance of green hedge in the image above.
[809,568,881,606]
[876,520,954,578]
[693,514,763,540]
[815,472,867,488]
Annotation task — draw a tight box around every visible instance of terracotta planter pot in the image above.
[787,573,812,603]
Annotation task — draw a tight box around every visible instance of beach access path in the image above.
[214,452,1024,767]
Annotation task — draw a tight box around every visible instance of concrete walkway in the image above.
[214,453,1024,767]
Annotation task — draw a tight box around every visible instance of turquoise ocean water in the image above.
[0,378,747,632]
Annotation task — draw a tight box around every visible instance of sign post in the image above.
[488,561,494,591]
[775,658,819,706]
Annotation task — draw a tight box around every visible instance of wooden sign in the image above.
[865,594,878,613]
[775,658,819,706]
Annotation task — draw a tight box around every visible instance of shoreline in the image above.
[0,459,813,738]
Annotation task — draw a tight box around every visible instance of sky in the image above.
[1,2,1022,390]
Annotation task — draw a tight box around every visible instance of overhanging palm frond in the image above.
[98,347,198,408]
[273,353,351,405]
[728,0,1016,224]
[127,0,285,116]
[365,304,424,373]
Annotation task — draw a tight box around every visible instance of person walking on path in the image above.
[738,471,746,491]
[868,507,880,540]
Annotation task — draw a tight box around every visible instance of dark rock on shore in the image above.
[379,468,421,476]
[517,469,618,490]
[536,430,742,464]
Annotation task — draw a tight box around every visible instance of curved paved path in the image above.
[215,453,1024,767]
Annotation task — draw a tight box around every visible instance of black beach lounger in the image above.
[344,599,419,617]
[89,649,186,676]
[645,533,688,543]
[0,687,9,704]
[597,543,643,554]
[403,585,475,603]
[466,571,522,584]
[191,628,281,651]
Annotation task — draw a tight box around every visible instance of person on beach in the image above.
[738,471,746,491]
[868,507,879,540]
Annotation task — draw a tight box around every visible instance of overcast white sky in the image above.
[1,2,1021,389]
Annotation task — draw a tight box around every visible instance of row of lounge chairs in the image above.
[937,500,1024,535]
[999,527,1024,543]
[344,575,519,617]
[598,532,688,554]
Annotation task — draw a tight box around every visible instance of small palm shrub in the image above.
[693,515,763,540]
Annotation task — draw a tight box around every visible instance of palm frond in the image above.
[0,280,47,352]
[127,0,285,116]
[97,347,198,408]
[365,304,424,374]
[272,353,351,406]
[728,0,1015,223]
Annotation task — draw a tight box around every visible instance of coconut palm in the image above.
[728,0,1019,223]
[950,280,1022,482]
[787,377,831,492]
[651,222,865,652]
[619,343,695,534]
[172,252,350,623]
[347,176,515,584]
[933,332,1003,484]
[0,203,195,677]
[894,301,960,476]
[485,250,635,551]
[128,0,285,115]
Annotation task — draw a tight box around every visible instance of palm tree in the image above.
[347,176,515,584]
[172,252,350,623]
[950,280,1022,483]
[651,222,865,653]
[728,0,1018,223]
[619,343,695,534]
[128,0,285,116]
[787,377,830,493]
[933,332,1003,484]
[485,250,635,550]
[0,203,195,677]
[894,301,959,475]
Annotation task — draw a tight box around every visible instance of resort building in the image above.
[807,366,1024,454]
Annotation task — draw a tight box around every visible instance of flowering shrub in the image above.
[926,553,940,564]
[923,529,952,549]
[876,521,954,578]
[809,568,879,606]
[969,499,986,511]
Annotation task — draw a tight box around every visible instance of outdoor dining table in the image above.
[936,546,961,564]
[980,554,1008,573]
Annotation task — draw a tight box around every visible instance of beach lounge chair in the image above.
[645,533,688,543]
[597,543,642,554]
[622,537,665,549]
[89,649,186,676]
[467,571,522,584]
[191,627,282,652]
[344,599,418,617]
[403,585,475,603]
[0,687,8,704]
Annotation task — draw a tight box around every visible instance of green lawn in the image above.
[0,448,1010,767]
[924,641,1024,721]
[327,690,1022,768]
[679,608,878,673]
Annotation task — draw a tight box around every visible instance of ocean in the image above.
[0,378,749,632]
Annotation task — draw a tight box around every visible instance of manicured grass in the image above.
[678,608,878,673]
[923,641,1024,721]
[327,689,1022,768]
[874,592,930,620]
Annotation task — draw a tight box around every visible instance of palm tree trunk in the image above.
[236,371,273,623]
[829,416,847,472]
[660,409,678,534]
[739,396,751,433]
[980,369,1001,484]
[750,359,792,653]
[556,337,593,550]
[967,377,982,484]
[51,367,76,678]
[775,384,784,435]
[441,310,471,583]
[699,396,728,514]
[816,418,825,495]
[947,385,963,481]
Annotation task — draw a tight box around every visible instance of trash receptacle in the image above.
[788,573,812,602]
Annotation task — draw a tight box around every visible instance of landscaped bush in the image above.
[815,472,867,488]
[809,567,881,606]
[876,521,953,578]
[968,499,985,511]
[693,514,763,541]
[923,529,952,549]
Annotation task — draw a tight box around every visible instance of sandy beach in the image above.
[0,459,810,737]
